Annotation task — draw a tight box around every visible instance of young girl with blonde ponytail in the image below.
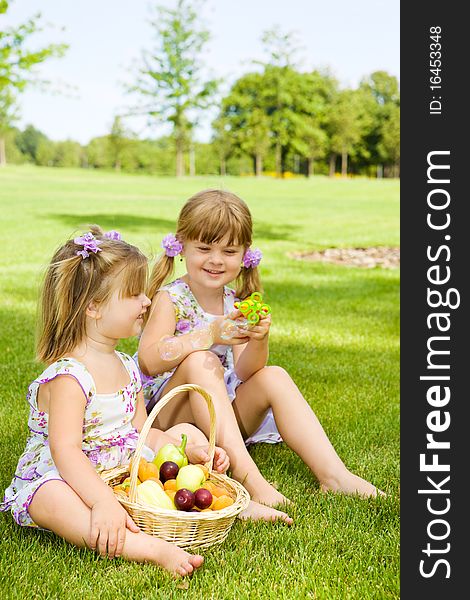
[137,190,383,518]
[1,226,231,576]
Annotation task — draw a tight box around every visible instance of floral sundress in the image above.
[1,352,147,527]
[135,278,282,446]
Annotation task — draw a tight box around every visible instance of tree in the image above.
[359,71,400,177]
[378,104,400,177]
[15,124,47,162]
[0,1,67,165]
[109,116,129,171]
[128,0,218,177]
[327,89,370,176]
[217,72,271,176]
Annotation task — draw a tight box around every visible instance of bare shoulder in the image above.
[37,373,87,413]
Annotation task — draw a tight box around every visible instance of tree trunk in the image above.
[376,164,383,178]
[341,151,348,177]
[189,146,196,176]
[219,157,226,176]
[0,137,6,167]
[275,140,282,177]
[255,153,263,177]
[176,144,184,177]
[114,160,121,172]
[307,157,314,177]
[329,154,336,177]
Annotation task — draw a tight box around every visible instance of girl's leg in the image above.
[28,480,203,576]
[233,366,382,498]
[153,351,292,508]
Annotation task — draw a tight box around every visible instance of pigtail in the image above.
[235,265,262,300]
[147,253,175,303]
[37,252,88,364]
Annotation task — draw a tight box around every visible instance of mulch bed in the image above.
[289,246,400,269]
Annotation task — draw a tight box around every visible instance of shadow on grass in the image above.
[253,222,300,241]
[44,213,301,242]
[44,213,176,233]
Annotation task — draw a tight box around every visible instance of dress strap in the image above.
[116,351,142,394]
[28,358,96,409]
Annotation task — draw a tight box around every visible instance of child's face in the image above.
[182,236,244,290]
[95,276,151,341]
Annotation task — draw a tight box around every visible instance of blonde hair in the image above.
[37,225,148,364]
[148,189,261,301]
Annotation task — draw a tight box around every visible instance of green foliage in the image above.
[0,0,67,164]
[128,0,218,176]
[15,124,47,162]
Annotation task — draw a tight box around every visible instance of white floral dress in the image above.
[135,278,282,446]
[1,352,149,528]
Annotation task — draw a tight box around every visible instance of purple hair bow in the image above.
[242,248,262,268]
[74,232,102,259]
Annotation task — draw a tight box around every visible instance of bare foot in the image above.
[243,475,291,507]
[141,535,204,576]
[238,500,293,525]
[320,470,385,498]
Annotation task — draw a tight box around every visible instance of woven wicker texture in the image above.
[101,383,250,549]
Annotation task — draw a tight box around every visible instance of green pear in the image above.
[153,434,189,471]
[176,464,206,493]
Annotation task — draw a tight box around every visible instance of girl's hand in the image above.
[185,444,230,473]
[211,311,250,346]
[239,314,271,342]
[89,499,140,559]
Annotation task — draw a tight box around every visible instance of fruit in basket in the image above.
[176,464,205,493]
[137,459,160,482]
[137,479,177,510]
[159,461,179,482]
[174,488,195,511]
[163,478,177,491]
[211,495,234,511]
[201,481,226,497]
[153,434,189,470]
[194,488,213,509]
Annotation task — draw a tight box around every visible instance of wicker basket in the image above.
[101,383,250,550]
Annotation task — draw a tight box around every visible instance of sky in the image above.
[3,0,400,144]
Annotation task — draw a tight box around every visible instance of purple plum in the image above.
[159,461,179,482]
[194,488,213,509]
[174,488,195,511]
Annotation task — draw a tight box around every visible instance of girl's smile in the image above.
[183,238,244,289]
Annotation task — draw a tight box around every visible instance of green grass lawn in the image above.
[0,165,399,599]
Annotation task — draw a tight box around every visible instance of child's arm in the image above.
[138,292,248,377]
[46,375,138,557]
[138,291,204,377]
[232,315,271,381]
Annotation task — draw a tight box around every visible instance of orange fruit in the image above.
[211,495,234,511]
[201,481,226,497]
[165,490,176,501]
[138,460,160,482]
[211,484,227,498]
[201,481,216,494]
[163,479,177,491]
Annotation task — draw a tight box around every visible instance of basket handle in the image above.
[128,383,216,502]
